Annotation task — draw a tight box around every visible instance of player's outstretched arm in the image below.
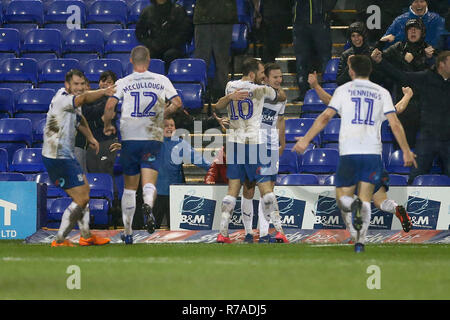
[275,88,287,102]
[277,115,286,156]
[214,89,249,110]
[74,85,116,108]
[386,112,417,168]
[394,87,413,114]
[293,108,336,154]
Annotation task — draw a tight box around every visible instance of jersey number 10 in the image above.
[229,99,254,120]
[130,91,157,117]
[351,97,375,125]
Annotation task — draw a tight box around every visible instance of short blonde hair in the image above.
[131,45,150,65]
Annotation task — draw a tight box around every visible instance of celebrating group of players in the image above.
[44,45,417,252]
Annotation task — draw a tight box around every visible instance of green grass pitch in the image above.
[0,240,449,300]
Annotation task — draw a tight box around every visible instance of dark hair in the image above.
[347,21,368,41]
[99,70,118,83]
[241,58,262,76]
[436,51,450,68]
[65,69,85,83]
[349,55,372,77]
[131,45,150,65]
[264,62,281,77]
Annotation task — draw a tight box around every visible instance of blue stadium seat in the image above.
[0,88,14,116]
[322,58,340,82]
[62,52,99,68]
[44,0,87,25]
[0,83,33,96]
[173,83,203,110]
[87,0,128,26]
[0,58,38,84]
[105,52,130,72]
[0,52,16,61]
[33,118,46,143]
[176,0,194,17]
[87,23,123,41]
[278,150,298,173]
[322,118,340,143]
[168,58,207,90]
[22,29,62,56]
[89,198,110,225]
[10,147,45,173]
[388,174,408,186]
[230,23,248,53]
[322,82,338,89]
[47,197,72,224]
[105,29,139,53]
[21,53,58,72]
[64,29,104,55]
[386,150,411,174]
[84,58,123,82]
[86,173,114,204]
[285,118,320,145]
[128,0,150,25]
[300,148,339,173]
[16,88,54,113]
[0,118,33,146]
[14,113,47,143]
[302,88,334,112]
[278,174,319,185]
[126,58,165,75]
[0,148,8,172]
[412,174,450,186]
[321,142,338,150]
[0,172,28,180]
[39,58,81,83]
[323,174,335,186]
[4,0,44,25]
[35,172,67,197]
[2,23,38,44]
[0,28,20,54]
[236,0,252,30]
[0,142,27,166]
[43,23,74,39]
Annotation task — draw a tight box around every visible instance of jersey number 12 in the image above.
[130,91,157,117]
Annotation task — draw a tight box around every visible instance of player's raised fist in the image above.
[308,71,319,88]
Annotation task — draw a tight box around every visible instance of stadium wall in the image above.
[170,185,450,231]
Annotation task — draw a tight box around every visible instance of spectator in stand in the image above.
[381,0,446,49]
[204,146,228,185]
[135,0,193,70]
[381,18,435,150]
[84,71,118,176]
[193,0,238,102]
[74,75,92,173]
[292,0,337,102]
[252,0,295,64]
[337,21,384,85]
[154,117,211,229]
[371,49,450,183]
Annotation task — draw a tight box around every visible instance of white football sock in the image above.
[339,195,355,212]
[380,199,397,214]
[122,189,136,236]
[356,201,372,244]
[77,204,91,239]
[56,202,83,242]
[220,195,236,237]
[142,183,156,208]
[262,192,283,233]
[340,210,357,241]
[258,200,270,237]
[241,197,254,235]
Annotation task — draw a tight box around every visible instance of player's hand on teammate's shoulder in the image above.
[230,89,249,101]
[109,142,122,152]
[292,136,309,154]
[103,84,117,97]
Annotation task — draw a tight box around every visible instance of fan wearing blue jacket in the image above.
[154,117,211,229]
[381,0,446,49]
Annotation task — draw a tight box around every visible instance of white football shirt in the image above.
[113,71,178,141]
[42,88,82,159]
[328,79,396,155]
[259,100,286,150]
[225,80,277,144]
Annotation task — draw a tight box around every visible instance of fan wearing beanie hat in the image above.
[381,0,445,49]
